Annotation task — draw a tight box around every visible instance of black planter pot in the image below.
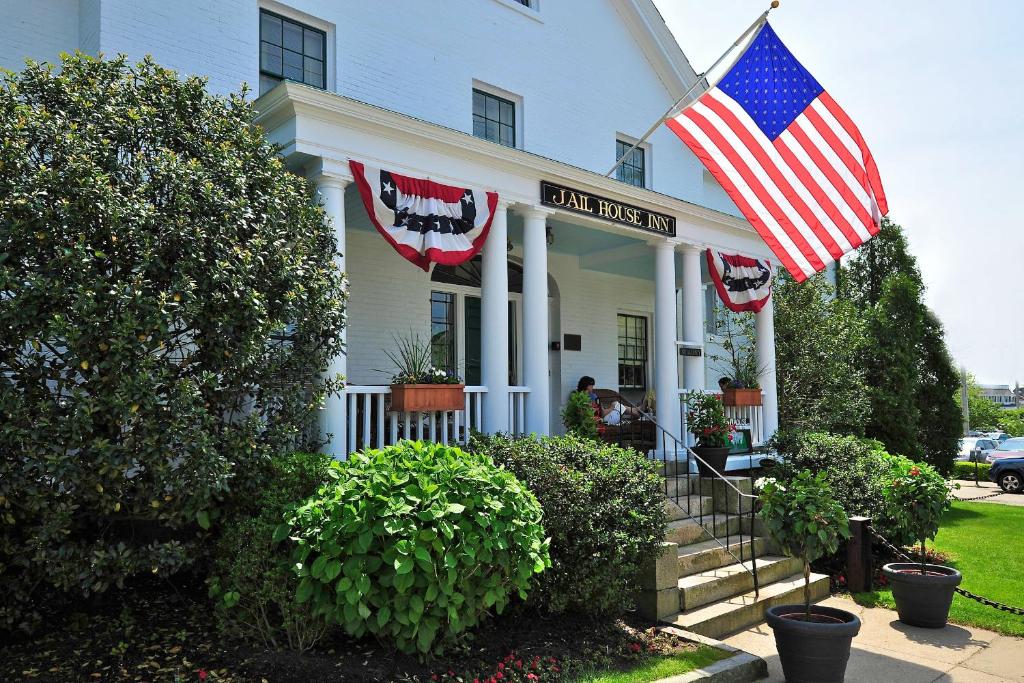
[693,446,731,477]
[882,562,962,628]
[767,604,861,683]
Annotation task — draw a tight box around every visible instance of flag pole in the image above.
[604,1,780,179]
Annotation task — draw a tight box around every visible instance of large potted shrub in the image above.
[686,392,735,476]
[759,472,859,683]
[384,333,464,412]
[880,460,960,628]
[561,390,600,439]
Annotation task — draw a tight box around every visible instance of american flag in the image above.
[666,22,887,282]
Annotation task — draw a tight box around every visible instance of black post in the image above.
[846,516,873,593]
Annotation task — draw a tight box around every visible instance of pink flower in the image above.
[198,671,208,682]
[909,466,921,476]
[527,675,539,682]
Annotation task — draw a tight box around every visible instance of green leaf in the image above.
[324,559,342,581]
[272,523,291,543]
[195,510,211,530]
[296,578,314,604]
[446,503,466,514]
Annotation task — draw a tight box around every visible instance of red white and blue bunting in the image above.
[706,248,773,313]
[349,160,499,271]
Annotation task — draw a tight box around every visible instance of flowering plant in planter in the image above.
[685,392,735,448]
[881,459,954,572]
[383,332,462,385]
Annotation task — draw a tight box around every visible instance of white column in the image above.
[680,245,705,392]
[480,201,510,433]
[654,241,682,443]
[519,205,553,436]
[755,293,779,439]
[314,173,349,459]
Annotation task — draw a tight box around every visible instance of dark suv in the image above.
[989,456,1024,494]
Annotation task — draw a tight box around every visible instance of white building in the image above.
[2,0,781,458]
[979,384,1018,410]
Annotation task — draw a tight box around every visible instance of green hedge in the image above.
[208,452,335,651]
[952,461,991,480]
[471,433,666,616]
[283,441,549,656]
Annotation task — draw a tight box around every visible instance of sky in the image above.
[652,0,1024,386]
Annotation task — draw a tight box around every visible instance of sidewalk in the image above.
[953,480,1024,507]
[724,596,1024,682]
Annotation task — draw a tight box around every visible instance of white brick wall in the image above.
[0,0,80,70]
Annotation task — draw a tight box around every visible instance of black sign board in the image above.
[540,181,676,237]
[680,347,702,358]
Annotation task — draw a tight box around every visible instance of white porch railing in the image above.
[508,386,530,437]
[344,385,487,455]
[679,389,765,447]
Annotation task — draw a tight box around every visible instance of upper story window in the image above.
[616,139,646,188]
[513,0,532,5]
[260,9,326,93]
[473,89,516,147]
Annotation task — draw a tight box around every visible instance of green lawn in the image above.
[574,646,730,683]
[854,501,1024,636]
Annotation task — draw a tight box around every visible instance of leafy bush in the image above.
[561,391,598,439]
[282,441,549,656]
[208,452,335,651]
[685,392,734,448]
[881,459,954,563]
[757,471,850,617]
[0,54,346,633]
[471,434,666,616]
[952,461,991,480]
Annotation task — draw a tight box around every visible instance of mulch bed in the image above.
[1,579,697,682]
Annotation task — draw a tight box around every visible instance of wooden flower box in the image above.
[723,387,762,407]
[389,384,465,413]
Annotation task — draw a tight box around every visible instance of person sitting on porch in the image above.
[718,376,733,392]
[576,376,641,425]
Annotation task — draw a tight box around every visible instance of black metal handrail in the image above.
[604,404,759,598]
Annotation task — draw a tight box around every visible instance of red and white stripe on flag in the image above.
[349,160,498,271]
[665,22,888,283]
[706,248,773,314]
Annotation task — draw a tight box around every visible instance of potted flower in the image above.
[686,392,735,476]
[880,460,960,628]
[758,472,860,683]
[710,304,762,406]
[383,332,464,412]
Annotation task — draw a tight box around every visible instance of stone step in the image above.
[663,475,698,497]
[663,495,714,521]
[664,514,741,546]
[666,571,830,640]
[678,555,803,611]
[677,537,768,578]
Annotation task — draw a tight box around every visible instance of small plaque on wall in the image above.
[563,334,582,352]
[680,347,702,357]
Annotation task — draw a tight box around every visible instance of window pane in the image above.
[260,42,282,75]
[304,28,323,60]
[486,119,498,142]
[499,124,513,147]
[283,50,303,81]
[304,56,323,87]
[486,95,498,120]
[473,117,486,138]
[499,100,513,125]
[261,13,282,45]
[473,90,485,117]
[283,20,303,52]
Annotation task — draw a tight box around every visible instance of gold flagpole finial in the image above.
[770,1,780,9]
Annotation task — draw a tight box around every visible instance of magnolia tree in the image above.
[0,54,346,631]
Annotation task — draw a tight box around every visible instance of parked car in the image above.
[986,437,1024,463]
[989,457,1024,494]
[957,437,999,462]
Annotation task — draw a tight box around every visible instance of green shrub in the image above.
[282,441,549,656]
[757,471,850,617]
[952,461,991,480]
[471,433,666,616]
[562,390,598,439]
[208,452,335,651]
[880,458,954,559]
[0,55,345,633]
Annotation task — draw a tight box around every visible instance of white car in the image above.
[958,437,999,462]
[987,437,1024,463]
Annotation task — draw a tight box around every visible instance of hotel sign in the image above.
[540,181,676,237]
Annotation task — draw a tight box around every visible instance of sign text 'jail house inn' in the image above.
[540,181,676,237]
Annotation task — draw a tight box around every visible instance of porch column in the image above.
[755,293,780,440]
[519,205,553,436]
[314,172,350,459]
[480,201,510,433]
[654,240,682,443]
[679,244,705,392]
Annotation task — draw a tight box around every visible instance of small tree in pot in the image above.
[880,459,960,628]
[758,472,859,683]
[686,392,735,476]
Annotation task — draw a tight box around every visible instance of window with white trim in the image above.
[259,9,326,94]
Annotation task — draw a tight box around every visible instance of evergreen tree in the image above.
[916,311,962,473]
[773,271,869,434]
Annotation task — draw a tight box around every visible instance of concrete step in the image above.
[666,571,830,640]
[678,555,803,611]
[663,475,699,497]
[663,495,714,521]
[677,537,768,578]
[665,514,741,546]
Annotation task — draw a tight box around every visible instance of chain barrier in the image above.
[866,525,1024,617]
[952,490,1007,502]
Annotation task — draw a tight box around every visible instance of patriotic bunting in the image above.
[349,160,498,271]
[666,22,888,283]
[706,249,773,313]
